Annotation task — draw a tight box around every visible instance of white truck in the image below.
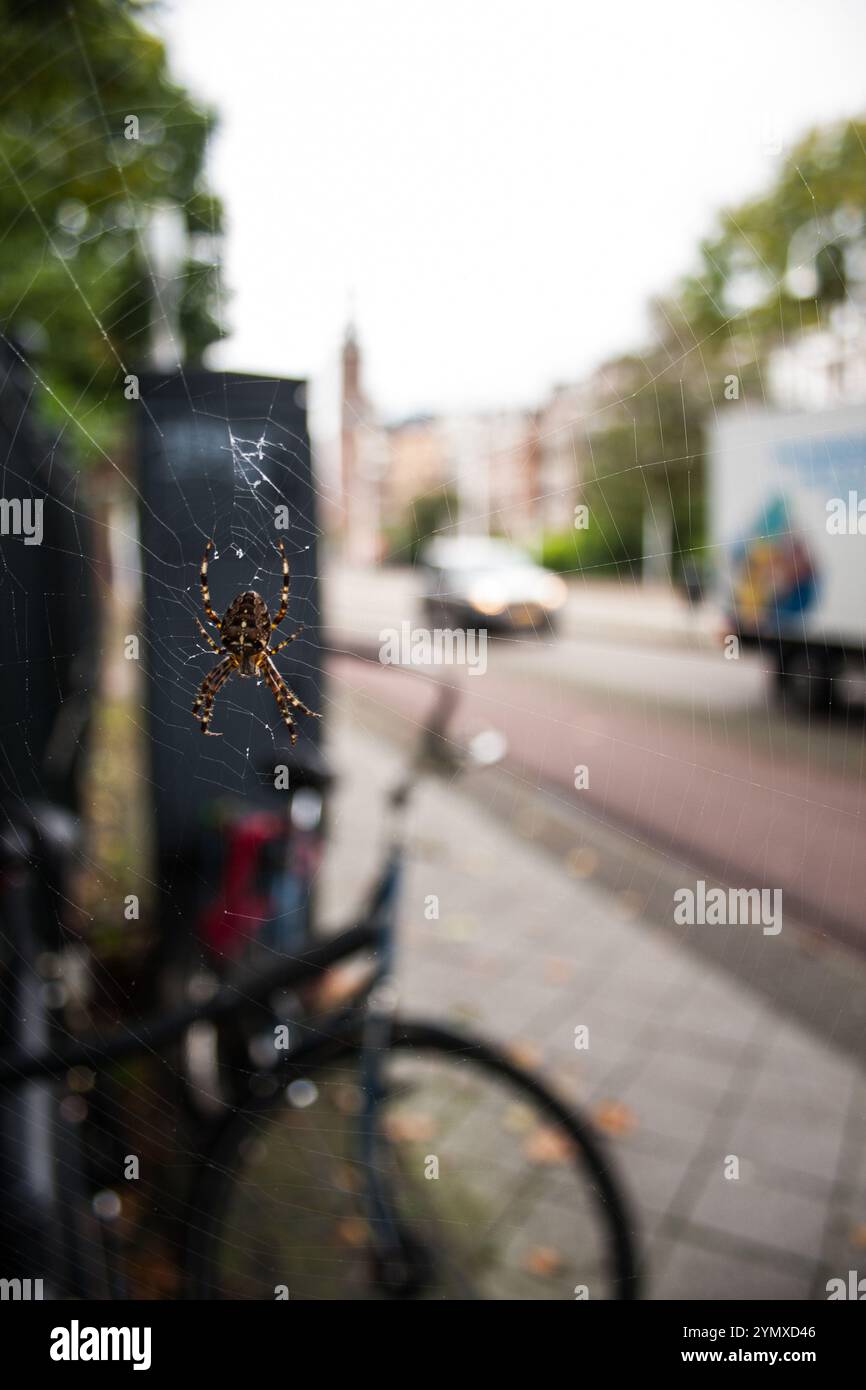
[709,403,866,711]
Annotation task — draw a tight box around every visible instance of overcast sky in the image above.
[163,0,866,422]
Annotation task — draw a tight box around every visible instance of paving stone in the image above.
[722,1105,846,1189]
[652,1233,814,1300]
[616,1075,717,1151]
[614,1144,696,1222]
[818,1200,866,1291]
[638,1032,743,1107]
[739,1067,853,1133]
[687,1168,828,1261]
[672,994,768,1050]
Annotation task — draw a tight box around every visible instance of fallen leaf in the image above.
[333,1083,363,1116]
[615,891,643,921]
[544,959,575,986]
[313,961,375,1009]
[336,1217,370,1249]
[525,1246,564,1277]
[566,847,598,879]
[593,1099,638,1139]
[506,1040,543,1070]
[383,1111,437,1143]
[332,1163,362,1193]
[525,1125,577,1165]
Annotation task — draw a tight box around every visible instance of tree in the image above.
[385,487,459,564]
[0,0,226,456]
[662,118,866,372]
[571,119,866,582]
[550,352,707,582]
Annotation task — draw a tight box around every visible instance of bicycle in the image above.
[0,683,640,1301]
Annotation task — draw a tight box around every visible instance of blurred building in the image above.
[385,414,450,522]
[534,380,604,533]
[479,409,540,542]
[326,321,625,560]
[428,409,539,542]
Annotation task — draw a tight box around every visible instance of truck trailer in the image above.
[709,403,866,711]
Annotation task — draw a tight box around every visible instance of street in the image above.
[324,564,866,952]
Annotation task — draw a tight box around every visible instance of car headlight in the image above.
[468,582,507,616]
[540,575,567,610]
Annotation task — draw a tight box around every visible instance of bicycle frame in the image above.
[0,679,486,1295]
[0,828,414,1294]
[0,919,382,1090]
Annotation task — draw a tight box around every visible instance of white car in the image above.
[419,536,567,634]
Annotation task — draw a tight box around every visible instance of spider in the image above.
[191,538,320,742]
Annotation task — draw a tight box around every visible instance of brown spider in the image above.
[191,538,320,742]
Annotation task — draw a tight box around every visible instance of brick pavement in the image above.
[317,708,866,1300]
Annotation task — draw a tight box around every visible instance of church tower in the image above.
[338,320,385,562]
[340,320,361,535]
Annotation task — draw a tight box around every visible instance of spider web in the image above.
[1,2,864,1016]
[1,0,866,1305]
[139,407,322,762]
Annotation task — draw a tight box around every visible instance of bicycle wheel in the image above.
[186,1018,640,1300]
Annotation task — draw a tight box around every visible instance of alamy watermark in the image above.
[827,1270,866,1299]
[0,1276,43,1300]
[674,879,782,936]
[50,1321,151,1371]
[0,497,43,545]
[826,491,866,534]
[379,621,487,675]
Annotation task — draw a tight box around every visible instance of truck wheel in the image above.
[775,648,837,715]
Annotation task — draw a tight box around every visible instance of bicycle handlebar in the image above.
[0,920,379,1087]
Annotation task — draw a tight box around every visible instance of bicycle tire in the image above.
[185,1017,640,1300]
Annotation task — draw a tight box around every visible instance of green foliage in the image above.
[0,0,226,457]
[385,487,459,564]
[666,117,866,356]
[537,528,640,580]
[535,531,582,573]
[538,429,645,578]
[592,364,706,576]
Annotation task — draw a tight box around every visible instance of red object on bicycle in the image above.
[198,811,285,959]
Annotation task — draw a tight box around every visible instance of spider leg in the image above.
[195,616,223,653]
[265,656,321,722]
[193,655,234,736]
[261,657,299,744]
[268,624,304,656]
[200,539,221,626]
[270,539,290,629]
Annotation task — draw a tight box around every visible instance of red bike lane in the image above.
[327,650,866,952]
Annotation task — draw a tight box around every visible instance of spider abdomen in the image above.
[195,538,316,741]
[222,590,271,676]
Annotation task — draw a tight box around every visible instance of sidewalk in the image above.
[319,706,866,1300]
